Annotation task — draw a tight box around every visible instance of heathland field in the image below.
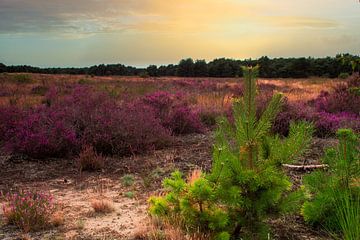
[0,72,359,240]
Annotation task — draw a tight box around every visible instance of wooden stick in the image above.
[282,164,329,170]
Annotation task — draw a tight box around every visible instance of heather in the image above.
[313,74,360,115]
[1,73,360,239]
[1,191,56,232]
[143,91,205,134]
[1,85,173,158]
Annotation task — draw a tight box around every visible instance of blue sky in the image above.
[0,0,359,67]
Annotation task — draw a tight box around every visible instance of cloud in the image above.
[0,0,146,33]
[0,0,261,34]
[263,16,339,29]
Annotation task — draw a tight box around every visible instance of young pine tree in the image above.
[302,129,359,239]
[149,66,314,240]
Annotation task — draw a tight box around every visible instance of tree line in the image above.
[1,54,359,78]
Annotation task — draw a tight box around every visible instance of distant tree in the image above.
[177,58,194,77]
[0,63,6,73]
[290,58,311,78]
[147,65,158,77]
[258,56,271,78]
[2,54,359,78]
[193,59,208,77]
[208,58,240,77]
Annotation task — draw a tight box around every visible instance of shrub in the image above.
[314,111,360,137]
[13,74,33,84]
[338,72,350,79]
[143,91,205,135]
[1,191,56,232]
[78,78,91,84]
[0,106,23,143]
[3,86,172,158]
[149,67,312,239]
[4,105,78,159]
[121,174,135,187]
[76,145,105,171]
[31,85,48,96]
[302,129,359,239]
[62,87,172,155]
[272,99,315,136]
[199,107,223,127]
[313,76,360,115]
[165,106,205,134]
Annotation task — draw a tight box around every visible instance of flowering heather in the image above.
[1,191,56,232]
[2,86,172,158]
[165,106,205,134]
[272,99,315,136]
[143,91,205,134]
[4,105,78,159]
[313,76,360,115]
[314,111,360,137]
[0,106,23,143]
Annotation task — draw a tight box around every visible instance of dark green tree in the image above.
[194,59,208,77]
[146,65,158,77]
[177,58,194,77]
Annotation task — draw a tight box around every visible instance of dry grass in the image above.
[0,73,343,110]
[90,199,114,214]
[77,145,105,172]
[258,78,340,102]
[50,211,65,227]
[196,92,233,110]
[134,218,210,240]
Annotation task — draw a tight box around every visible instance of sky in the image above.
[0,0,359,67]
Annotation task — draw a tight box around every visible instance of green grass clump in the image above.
[124,191,135,198]
[121,174,135,187]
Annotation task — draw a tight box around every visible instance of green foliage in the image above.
[148,171,229,240]
[13,74,33,84]
[149,66,313,239]
[124,191,135,198]
[121,174,135,187]
[263,121,314,166]
[78,78,91,84]
[302,129,359,238]
[338,72,350,79]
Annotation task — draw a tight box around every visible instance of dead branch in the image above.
[282,164,329,170]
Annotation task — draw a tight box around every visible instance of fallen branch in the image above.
[282,164,329,170]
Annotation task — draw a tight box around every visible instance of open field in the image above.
[0,73,359,240]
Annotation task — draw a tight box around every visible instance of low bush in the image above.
[302,129,359,239]
[313,75,360,115]
[314,111,360,137]
[0,106,23,143]
[4,106,78,159]
[12,74,33,84]
[31,85,49,96]
[2,86,173,159]
[76,145,105,171]
[165,106,205,134]
[338,72,350,79]
[143,91,205,135]
[1,191,56,232]
[199,107,224,127]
